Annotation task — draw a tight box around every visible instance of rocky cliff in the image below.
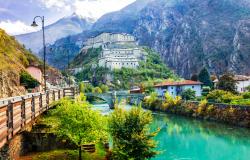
[0,29,40,98]
[134,0,250,77]
[41,0,250,78]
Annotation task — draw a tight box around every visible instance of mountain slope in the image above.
[40,0,153,70]
[15,13,94,53]
[92,0,154,33]
[0,29,41,98]
[133,0,250,77]
[40,0,250,78]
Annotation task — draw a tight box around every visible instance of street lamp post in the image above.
[64,48,70,87]
[31,16,46,92]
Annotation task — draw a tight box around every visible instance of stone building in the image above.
[83,32,146,70]
[84,32,136,49]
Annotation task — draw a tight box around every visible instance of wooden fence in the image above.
[0,87,78,149]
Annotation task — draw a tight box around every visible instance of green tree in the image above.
[99,84,109,93]
[246,85,250,92]
[198,68,213,87]
[217,73,237,93]
[92,87,103,93]
[191,74,198,81]
[108,107,158,160]
[49,98,107,160]
[20,71,40,89]
[181,89,196,100]
[79,82,93,93]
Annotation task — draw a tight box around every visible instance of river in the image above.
[92,103,250,160]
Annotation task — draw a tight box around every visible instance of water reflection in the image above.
[92,103,250,160]
[152,113,250,160]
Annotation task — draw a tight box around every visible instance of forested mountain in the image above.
[38,0,250,78]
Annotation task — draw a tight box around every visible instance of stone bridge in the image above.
[85,91,145,109]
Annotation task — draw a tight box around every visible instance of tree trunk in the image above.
[79,146,82,160]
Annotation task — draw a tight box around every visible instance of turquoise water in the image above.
[93,104,250,160]
[151,113,250,160]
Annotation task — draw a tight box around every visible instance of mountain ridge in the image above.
[37,0,250,78]
[15,13,94,53]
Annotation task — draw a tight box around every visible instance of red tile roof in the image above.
[154,80,203,87]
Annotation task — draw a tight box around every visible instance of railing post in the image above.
[7,100,13,140]
[63,89,65,97]
[31,95,35,120]
[58,90,61,99]
[53,90,55,101]
[46,91,49,110]
[39,93,43,113]
[21,97,26,127]
[72,87,75,98]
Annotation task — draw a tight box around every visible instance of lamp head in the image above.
[31,21,38,27]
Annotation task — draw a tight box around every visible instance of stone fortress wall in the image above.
[83,32,146,70]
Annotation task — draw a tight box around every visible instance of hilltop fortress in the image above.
[83,33,146,70]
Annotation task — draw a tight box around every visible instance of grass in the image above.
[23,143,107,160]
[0,29,41,71]
[30,149,106,160]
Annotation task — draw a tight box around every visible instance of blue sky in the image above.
[0,0,135,35]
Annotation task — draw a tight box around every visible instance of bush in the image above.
[79,82,94,93]
[99,84,109,93]
[20,71,40,89]
[242,92,250,99]
[92,87,102,94]
[161,93,182,111]
[143,92,161,110]
[246,86,250,92]
[196,99,208,116]
[202,86,211,96]
[181,89,196,100]
[206,90,239,103]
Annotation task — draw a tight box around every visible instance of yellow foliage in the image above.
[161,92,182,110]
[197,99,208,115]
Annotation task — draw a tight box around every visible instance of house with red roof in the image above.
[154,80,203,97]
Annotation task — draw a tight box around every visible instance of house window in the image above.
[192,86,194,89]
[171,87,173,89]
[171,92,174,95]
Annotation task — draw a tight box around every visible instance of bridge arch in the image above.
[85,92,145,109]
[85,93,115,109]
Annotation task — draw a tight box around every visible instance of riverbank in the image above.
[143,93,250,128]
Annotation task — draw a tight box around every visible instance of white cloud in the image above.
[73,0,136,19]
[40,0,71,11]
[40,0,136,19]
[0,20,39,35]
